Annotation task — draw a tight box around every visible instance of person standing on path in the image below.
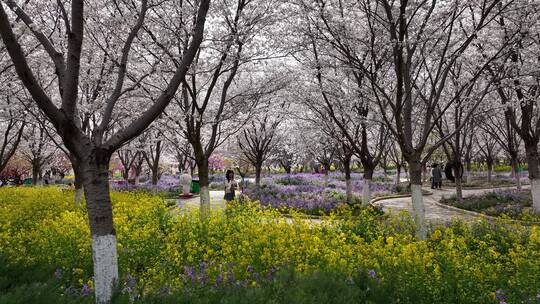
[224,169,238,202]
[432,164,443,189]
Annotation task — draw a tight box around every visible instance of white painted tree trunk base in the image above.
[92,234,119,304]
[465,171,472,184]
[200,186,210,214]
[362,179,371,206]
[346,179,352,204]
[531,179,540,214]
[411,184,426,240]
[74,188,84,207]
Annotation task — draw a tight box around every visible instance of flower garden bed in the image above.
[243,173,395,216]
[440,189,540,222]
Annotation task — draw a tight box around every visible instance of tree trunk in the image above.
[362,168,373,206]
[323,163,330,176]
[32,162,40,185]
[453,161,463,202]
[343,157,352,204]
[487,160,493,184]
[123,168,130,183]
[455,176,463,202]
[525,144,540,213]
[421,163,428,183]
[73,161,84,207]
[409,159,426,240]
[510,157,522,190]
[322,163,330,186]
[465,161,472,184]
[395,165,401,186]
[283,164,291,174]
[255,163,262,186]
[151,165,159,186]
[197,157,211,215]
[80,155,118,304]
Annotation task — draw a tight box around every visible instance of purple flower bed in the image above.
[244,173,394,215]
[441,189,540,221]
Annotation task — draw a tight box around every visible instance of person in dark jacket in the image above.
[431,164,442,189]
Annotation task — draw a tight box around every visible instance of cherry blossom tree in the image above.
[477,127,502,184]
[484,1,540,212]
[0,0,210,301]
[238,114,281,185]
[20,119,57,185]
[117,148,141,183]
[0,98,25,173]
[434,63,493,201]
[141,128,165,186]
[480,104,523,188]
[163,0,285,213]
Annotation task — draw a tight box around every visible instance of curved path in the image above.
[372,186,530,223]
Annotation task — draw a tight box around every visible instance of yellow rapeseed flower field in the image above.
[0,187,539,302]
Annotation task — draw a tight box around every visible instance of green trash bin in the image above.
[190,179,200,194]
[23,178,33,185]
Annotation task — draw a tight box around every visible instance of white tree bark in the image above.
[362,179,371,206]
[92,234,119,304]
[200,185,210,215]
[346,178,352,204]
[512,165,522,190]
[465,170,472,184]
[74,188,84,207]
[411,184,426,240]
[531,179,540,214]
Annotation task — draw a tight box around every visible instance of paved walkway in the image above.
[172,191,226,210]
[372,185,530,223]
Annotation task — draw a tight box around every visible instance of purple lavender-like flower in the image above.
[367,269,381,283]
[80,283,94,297]
[215,273,224,286]
[495,289,506,302]
[54,268,62,278]
[184,266,197,284]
